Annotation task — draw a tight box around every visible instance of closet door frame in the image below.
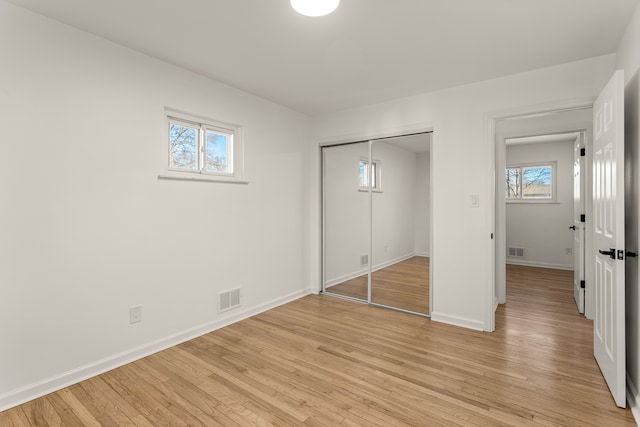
[320,123,434,315]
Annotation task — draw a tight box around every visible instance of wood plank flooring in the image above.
[326,256,429,314]
[1,264,636,426]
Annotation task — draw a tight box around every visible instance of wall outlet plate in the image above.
[130,305,142,324]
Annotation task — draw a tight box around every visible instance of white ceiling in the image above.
[7,0,639,116]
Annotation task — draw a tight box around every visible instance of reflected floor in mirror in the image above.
[325,256,429,314]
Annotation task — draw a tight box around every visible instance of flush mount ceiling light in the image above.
[290,0,340,17]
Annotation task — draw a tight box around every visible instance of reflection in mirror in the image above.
[370,134,431,314]
[323,142,370,301]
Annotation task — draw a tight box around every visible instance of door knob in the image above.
[626,251,638,258]
[569,226,576,230]
[599,248,616,259]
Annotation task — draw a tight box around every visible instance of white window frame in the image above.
[505,161,556,203]
[358,157,382,192]
[159,109,246,184]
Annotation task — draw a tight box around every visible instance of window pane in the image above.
[169,123,198,170]
[371,162,377,188]
[505,168,521,199]
[205,130,232,174]
[522,166,552,198]
[359,160,368,187]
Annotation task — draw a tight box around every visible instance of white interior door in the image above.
[592,69,625,408]
[573,134,585,313]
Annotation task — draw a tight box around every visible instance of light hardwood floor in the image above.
[326,256,430,314]
[1,264,636,426]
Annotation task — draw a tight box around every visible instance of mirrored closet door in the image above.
[323,141,370,302]
[322,133,432,316]
[370,136,430,315]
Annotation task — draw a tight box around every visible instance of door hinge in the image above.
[491,233,494,240]
[580,148,586,157]
[580,214,586,222]
[580,280,585,289]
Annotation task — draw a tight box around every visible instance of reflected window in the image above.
[359,158,380,190]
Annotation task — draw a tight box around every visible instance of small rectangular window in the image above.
[506,163,555,201]
[359,158,381,190]
[164,110,244,183]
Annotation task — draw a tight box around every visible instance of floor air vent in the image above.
[508,247,525,257]
[218,288,241,313]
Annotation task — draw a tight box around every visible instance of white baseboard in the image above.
[0,288,312,413]
[506,259,573,271]
[371,253,416,273]
[326,252,423,288]
[325,269,367,288]
[414,252,430,257]
[627,373,640,426]
[430,312,485,331]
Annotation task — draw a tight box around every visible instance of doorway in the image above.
[321,132,432,316]
[494,107,593,318]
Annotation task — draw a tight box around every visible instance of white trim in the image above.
[487,98,596,332]
[485,109,498,331]
[430,312,485,331]
[325,269,367,288]
[321,147,327,293]
[414,251,430,257]
[0,288,311,413]
[627,374,640,426]
[430,133,435,318]
[371,253,417,273]
[325,252,421,288]
[318,122,434,147]
[506,201,562,204]
[506,259,574,271]
[158,174,249,184]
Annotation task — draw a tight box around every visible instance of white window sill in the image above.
[158,173,249,185]
[506,200,559,204]
[358,188,383,193]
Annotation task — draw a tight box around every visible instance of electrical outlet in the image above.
[130,305,142,324]
[566,248,573,255]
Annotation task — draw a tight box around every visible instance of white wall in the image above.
[617,1,640,419]
[324,141,426,286]
[0,1,312,409]
[505,141,574,270]
[414,151,430,256]
[311,54,615,331]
